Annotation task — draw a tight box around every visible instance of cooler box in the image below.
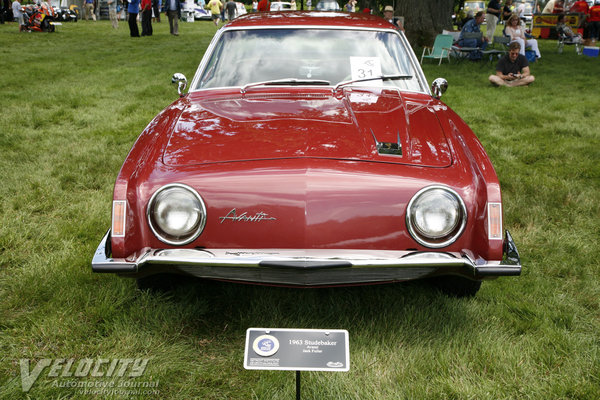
[583,47,599,57]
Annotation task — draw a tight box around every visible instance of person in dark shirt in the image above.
[225,0,236,20]
[458,11,489,60]
[488,42,535,87]
[141,0,153,36]
[486,0,502,42]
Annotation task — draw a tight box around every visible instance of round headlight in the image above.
[147,184,206,245]
[406,186,467,248]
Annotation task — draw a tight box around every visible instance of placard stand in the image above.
[244,328,350,399]
[296,371,301,400]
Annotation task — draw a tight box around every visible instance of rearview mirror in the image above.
[431,78,448,99]
[172,73,188,97]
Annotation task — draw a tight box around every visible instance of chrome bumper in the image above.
[92,230,521,286]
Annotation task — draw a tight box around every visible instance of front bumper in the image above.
[92,230,521,286]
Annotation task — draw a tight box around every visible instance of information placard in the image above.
[244,328,349,372]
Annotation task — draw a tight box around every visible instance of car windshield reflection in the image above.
[195,28,422,92]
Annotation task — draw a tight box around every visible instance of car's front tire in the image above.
[429,276,482,297]
[136,273,185,292]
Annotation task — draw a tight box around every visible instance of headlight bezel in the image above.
[406,185,467,248]
[147,183,207,246]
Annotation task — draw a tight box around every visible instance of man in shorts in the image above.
[207,0,222,26]
[489,42,535,87]
[12,0,24,32]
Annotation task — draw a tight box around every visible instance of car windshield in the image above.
[194,28,423,92]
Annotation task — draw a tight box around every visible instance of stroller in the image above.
[557,25,583,55]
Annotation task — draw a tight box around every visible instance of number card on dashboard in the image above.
[349,57,382,82]
[244,328,350,372]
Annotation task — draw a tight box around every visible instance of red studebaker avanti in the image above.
[92,12,521,296]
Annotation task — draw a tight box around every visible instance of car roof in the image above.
[225,11,397,30]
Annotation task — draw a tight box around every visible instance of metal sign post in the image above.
[244,328,350,399]
[296,370,301,400]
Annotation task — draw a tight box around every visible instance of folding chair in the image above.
[451,32,485,62]
[482,36,510,63]
[442,29,461,44]
[420,34,453,65]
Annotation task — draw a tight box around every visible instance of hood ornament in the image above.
[371,129,402,156]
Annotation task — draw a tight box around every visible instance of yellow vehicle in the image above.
[454,1,486,28]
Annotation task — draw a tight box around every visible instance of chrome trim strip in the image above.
[92,231,138,273]
[92,230,522,282]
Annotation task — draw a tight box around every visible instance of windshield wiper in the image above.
[241,78,331,94]
[334,75,413,92]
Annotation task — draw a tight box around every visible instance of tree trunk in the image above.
[395,0,455,47]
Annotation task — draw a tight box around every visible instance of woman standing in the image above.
[505,14,541,59]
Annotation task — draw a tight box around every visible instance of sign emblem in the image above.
[252,335,280,357]
[219,208,277,224]
[326,361,344,368]
[245,328,349,371]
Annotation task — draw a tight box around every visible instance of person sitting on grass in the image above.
[489,41,535,87]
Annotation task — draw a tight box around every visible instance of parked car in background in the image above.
[315,0,341,11]
[180,0,211,20]
[454,0,485,28]
[270,1,292,11]
[235,2,247,18]
[50,0,77,21]
[92,12,521,297]
[515,0,535,24]
[193,6,212,20]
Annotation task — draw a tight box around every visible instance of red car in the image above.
[92,12,521,296]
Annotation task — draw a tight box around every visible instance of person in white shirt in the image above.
[505,13,541,58]
[12,0,24,32]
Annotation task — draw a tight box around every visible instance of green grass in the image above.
[1,20,599,399]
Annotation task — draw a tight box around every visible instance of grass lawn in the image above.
[0,19,599,399]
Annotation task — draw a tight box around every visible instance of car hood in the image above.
[162,88,452,168]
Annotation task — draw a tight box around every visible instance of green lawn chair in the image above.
[420,34,453,65]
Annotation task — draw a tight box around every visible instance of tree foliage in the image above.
[393,0,456,46]
[350,0,459,47]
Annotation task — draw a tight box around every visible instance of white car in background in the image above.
[315,0,341,11]
[181,0,212,20]
[270,2,293,11]
[193,7,212,20]
[235,2,248,17]
[514,0,535,24]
